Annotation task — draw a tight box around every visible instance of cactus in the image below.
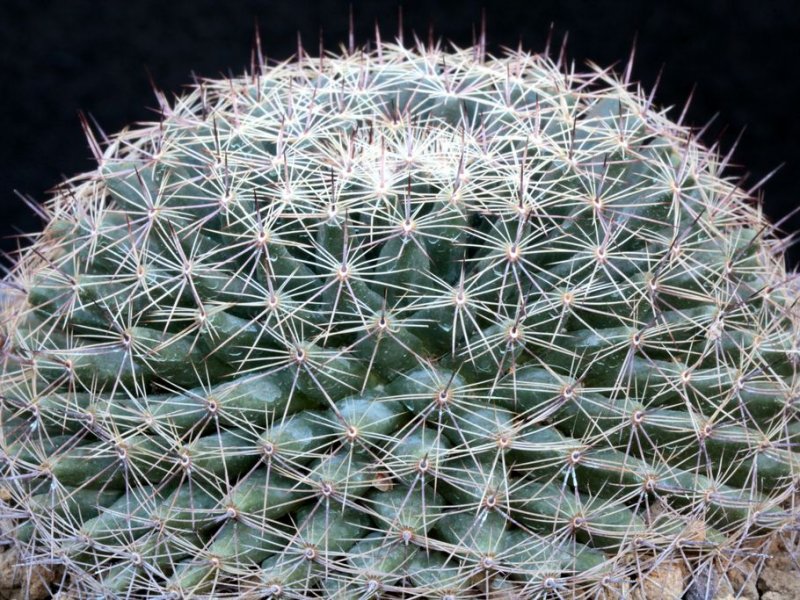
[1,34,799,600]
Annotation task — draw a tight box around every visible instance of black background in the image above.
[1,0,799,269]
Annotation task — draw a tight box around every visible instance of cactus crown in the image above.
[1,37,799,599]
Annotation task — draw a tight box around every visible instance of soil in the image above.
[632,536,800,600]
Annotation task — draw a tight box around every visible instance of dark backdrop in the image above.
[2,0,799,268]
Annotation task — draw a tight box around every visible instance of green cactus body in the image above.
[1,38,798,599]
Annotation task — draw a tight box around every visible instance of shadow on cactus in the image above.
[1,30,799,600]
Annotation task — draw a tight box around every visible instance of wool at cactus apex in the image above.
[1,0,798,268]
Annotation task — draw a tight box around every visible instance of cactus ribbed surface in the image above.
[1,40,799,599]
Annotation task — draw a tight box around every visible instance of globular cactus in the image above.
[1,33,799,600]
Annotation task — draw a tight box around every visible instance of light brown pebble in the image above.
[602,582,632,599]
[757,553,800,599]
[0,545,57,600]
[632,560,687,600]
[723,565,760,600]
[714,576,756,600]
